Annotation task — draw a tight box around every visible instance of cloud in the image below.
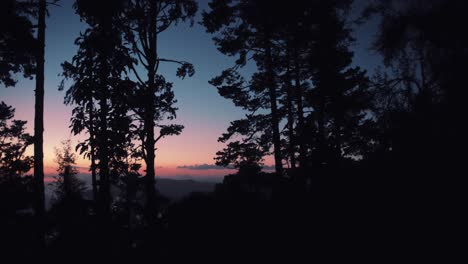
[177,163,234,170]
[177,163,275,171]
[157,175,224,183]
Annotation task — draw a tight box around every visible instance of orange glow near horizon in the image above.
[9,98,275,181]
[3,70,274,182]
[8,96,274,180]
[11,95,238,179]
[0,0,278,182]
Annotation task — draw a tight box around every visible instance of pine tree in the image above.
[304,1,372,167]
[203,0,288,175]
[52,139,86,202]
[276,2,318,169]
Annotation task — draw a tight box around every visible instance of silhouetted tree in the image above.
[282,67,297,170]
[0,101,34,179]
[1,0,49,248]
[51,139,86,202]
[269,3,315,171]
[48,139,92,254]
[61,65,100,201]
[215,140,265,170]
[299,1,372,168]
[0,0,36,87]
[122,0,197,220]
[0,103,34,256]
[203,0,286,175]
[33,0,47,243]
[62,0,134,217]
[205,0,371,175]
[363,0,467,170]
[275,2,319,169]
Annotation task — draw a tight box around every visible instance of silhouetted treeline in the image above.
[205,0,373,176]
[0,0,464,260]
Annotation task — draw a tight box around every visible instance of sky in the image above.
[0,0,381,181]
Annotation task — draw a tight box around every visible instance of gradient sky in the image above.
[0,0,380,181]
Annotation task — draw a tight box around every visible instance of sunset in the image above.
[1,0,252,180]
[0,0,462,260]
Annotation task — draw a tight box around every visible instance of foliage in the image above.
[205,0,374,172]
[0,101,34,213]
[0,102,33,178]
[0,0,36,87]
[51,140,86,202]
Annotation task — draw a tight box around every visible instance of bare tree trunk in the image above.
[33,0,46,247]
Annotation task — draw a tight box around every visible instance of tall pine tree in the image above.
[203,0,288,175]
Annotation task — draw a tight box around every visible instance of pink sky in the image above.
[0,0,276,181]
[2,80,273,181]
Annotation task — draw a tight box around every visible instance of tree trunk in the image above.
[316,79,326,168]
[144,0,158,221]
[293,46,307,167]
[98,20,111,218]
[144,87,157,220]
[265,38,283,176]
[285,50,296,169]
[88,97,98,203]
[98,84,110,217]
[63,166,71,196]
[333,115,342,163]
[33,0,46,247]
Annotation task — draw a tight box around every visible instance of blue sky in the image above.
[0,0,382,179]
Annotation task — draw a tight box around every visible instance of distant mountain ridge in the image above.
[156,178,217,200]
[45,176,218,209]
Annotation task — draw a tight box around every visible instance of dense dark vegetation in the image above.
[0,0,464,260]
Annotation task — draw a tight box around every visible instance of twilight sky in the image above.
[0,0,380,181]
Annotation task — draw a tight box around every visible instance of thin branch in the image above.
[157,58,189,65]
[129,64,145,86]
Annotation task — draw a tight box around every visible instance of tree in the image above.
[362,0,467,169]
[203,0,287,175]
[274,2,320,169]
[33,0,46,222]
[0,101,34,214]
[297,1,372,168]
[51,139,86,202]
[49,139,91,252]
[0,0,36,87]
[61,25,135,206]
[205,0,373,177]
[215,140,266,170]
[122,0,197,220]
[0,102,34,179]
[62,0,134,218]
[60,49,100,202]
